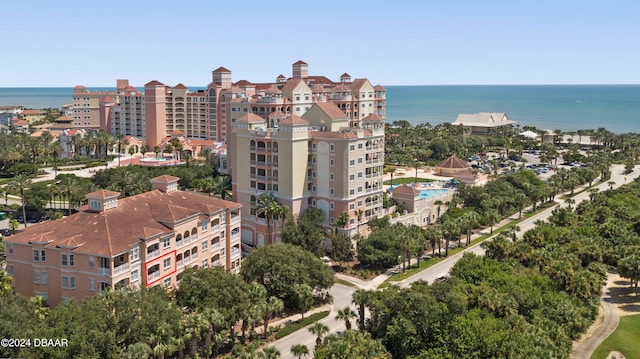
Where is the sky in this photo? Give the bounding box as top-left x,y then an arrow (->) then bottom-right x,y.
3,0 -> 640,87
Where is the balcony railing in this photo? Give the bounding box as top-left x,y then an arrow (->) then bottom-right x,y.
147,250 -> 159,259
99,267 -> 110,276
113,263 -> 130,276
148,271 -> 160,282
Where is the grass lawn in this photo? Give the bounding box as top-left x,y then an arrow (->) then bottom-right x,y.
591,314 -> 640,359
384,177 -> 433,185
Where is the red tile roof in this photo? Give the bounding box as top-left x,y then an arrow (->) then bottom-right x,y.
391,185 -> 421,195
173,83 -> 188,89
213,66 -> 231,73
236,113 -> 265,123
279,115 -> 308,125
312,102 -> 348,120
435,155 -> 470,169
7,181 -> 240,257
145,80 -> 165,86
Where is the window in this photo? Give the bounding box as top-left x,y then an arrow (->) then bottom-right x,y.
350,144 -> 355,151
358,143 -> 363,149
330,159 -> 335,166
62,276 -> 75,289
330,203 -> 335,210
89,278 -> 95,291
358,157 -> 363,164
8,243 -> 12,255
62,253 -> 74,266
7,265 -> 14,276
350,218 -> 355,225
131,248 -> 139,261
202,240 -> 208,251
201,222 -> 208,232
296,96 -> 300,101
33,271 -> 47,284
350,189 -> 355,195
358,201 -> 363,207
330,144 -> 335,152
358,186 -> 363,193
349,174 -> 355,181
163,237 -> 171,248
131,270 -> 139,282
330,217 -> 335,224
164,278 -> 172,288
330,188 -> 335,196
349,160 -> 355,167
163,258 -> 171,269
202,259 -> 208,268
350,204 -> 355,210
89,256 -> 95,268
33,249 -> 46,262
312,171 -> 316,178
330,174 -> 334,181
358,172 -> 363,178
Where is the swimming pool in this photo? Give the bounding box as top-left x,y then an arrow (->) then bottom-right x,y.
420,189 -> 448,199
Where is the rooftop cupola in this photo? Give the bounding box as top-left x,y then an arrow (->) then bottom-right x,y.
151,175 -> 180,193
85,190 -> 121,213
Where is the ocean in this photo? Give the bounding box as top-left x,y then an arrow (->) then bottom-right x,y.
1,85 -> 639,134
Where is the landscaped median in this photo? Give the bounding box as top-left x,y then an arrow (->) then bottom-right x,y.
274,310 -> 330,340
377,212 -> 540,289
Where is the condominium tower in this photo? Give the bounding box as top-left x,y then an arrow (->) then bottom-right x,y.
223,61 -> 386,246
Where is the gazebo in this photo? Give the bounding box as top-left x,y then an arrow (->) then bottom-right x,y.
435,155 -> 470,176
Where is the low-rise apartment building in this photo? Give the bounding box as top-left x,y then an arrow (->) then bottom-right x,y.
4,175 -> 242,307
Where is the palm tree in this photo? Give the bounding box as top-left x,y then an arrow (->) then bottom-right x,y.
11,174 -> 32,228
59,175 -> 78,216
297,284 -> 313,321
335,306 -> 357,330
354,209 -> 364,235
461,211 -> 482,246
424,226 -> 441,256
352,289 -> 369,329
212,175 -> 231,199
153,145 -> 161,159
308,322 -> 329,349
485,209 -> 500,235
259,346 -> 281,359
263,296 -> 284,339
433,200 -> 444,219
441,218 -> 458,256
335,211 -> 350,235
254,192 -> 281,244
290,344 -> 309,358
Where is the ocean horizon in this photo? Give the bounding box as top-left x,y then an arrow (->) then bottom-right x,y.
1,85 -> 639,134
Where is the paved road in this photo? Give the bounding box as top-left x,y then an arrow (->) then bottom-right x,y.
272,283 -> 356,358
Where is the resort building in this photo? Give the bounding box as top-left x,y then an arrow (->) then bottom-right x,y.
4,175 -> 242,307
434,155 -> 488,186
20,109 -> 46,124
388,183 -> 454,228
229,100 -> 386,246
72,85 -> 119,129
451,112 -> 516,135
207,60 -> 386,142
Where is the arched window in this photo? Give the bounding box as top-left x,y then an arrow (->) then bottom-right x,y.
191,228 -> 197,237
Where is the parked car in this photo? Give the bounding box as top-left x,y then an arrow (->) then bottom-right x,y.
0,228 -> 11,237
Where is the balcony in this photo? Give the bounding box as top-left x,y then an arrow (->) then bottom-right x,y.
99,267 -> 110,276
148,271 -> 160,282
113,262 -> 130,276
147,249 -> 159,259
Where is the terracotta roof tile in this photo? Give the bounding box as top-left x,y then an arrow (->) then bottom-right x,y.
312,102 -> 348,120
279,115 -> 308,125
145,80 -> 165,86
213,66 -> 231,73
236,113 -> 265,123
7,185 -> 240,257
392,185 -> 421,195
173,83 -> 188,89
435,155 -> 470,169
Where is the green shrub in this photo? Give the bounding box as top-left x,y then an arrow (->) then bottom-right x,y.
274,311 -> 330,340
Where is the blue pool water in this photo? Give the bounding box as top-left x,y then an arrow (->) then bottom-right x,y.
420,189 -> 448,199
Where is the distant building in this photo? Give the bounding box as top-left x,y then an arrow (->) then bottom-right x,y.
21,109 -> 46,124
451,112 -> 516,135
4,175 -> 242,307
